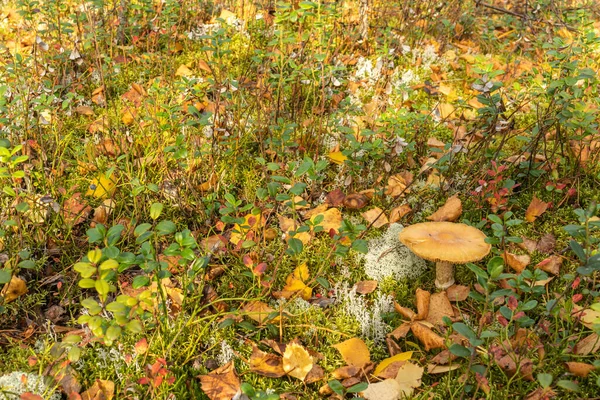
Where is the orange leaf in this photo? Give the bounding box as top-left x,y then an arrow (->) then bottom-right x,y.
198,362 -> 241,400
525,196 -> 548,222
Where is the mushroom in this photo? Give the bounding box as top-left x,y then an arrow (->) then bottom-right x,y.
399,222 -> 491,289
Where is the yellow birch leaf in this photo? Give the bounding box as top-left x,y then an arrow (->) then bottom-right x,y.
374,351 -> 413,376
328,151 -> 347,165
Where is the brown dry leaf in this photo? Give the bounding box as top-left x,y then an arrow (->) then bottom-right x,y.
314,207 -> 343,234
325,189 -> 346,207
574,306 -> 600,330
573,333 -> 600,355
411,322 -> 445,351
446,285 -> 470,301
75,106 -> 94,116
535,256 -> 562,276
426,292 -> 455,326
176,64 -> 193,77
249,345 -> 285,378
81,379 -> 114,400
415,288 -> 430,320
394,302 -> 416,321
88,117 -> 109,134
496,355 -> 534,381
61,193 -> 92,226
519,237 -> 539,253
525,387 -> 557,400
198,361 -> 241,400
243,301 -> 279,324
91,86 -> 106,107
305,364 -> 325,384
1,276 -> 27,303
389,204 -> 411,223
331,365 -> 360,380
361,379 -> 401,400
536,233 -> 556,254
426,195 -> 462,222
430,349 -> 458,365
525,196 -> 549,222
282,342 -> 313,381
565,361 -> 595,377
343,193 -> 368,210
385,174 -> 408,197
427,363 -> 461,374
20,393 -> 44,400
503,252 -> 530,274
390,322 -> 412,340
354,280 -> 378,295
362,207 -> 389,228
395,361 -> 424,397
333,338 -> 370,368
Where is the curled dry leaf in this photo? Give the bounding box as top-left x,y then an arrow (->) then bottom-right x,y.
389,204 -> 411,223
410,322 -> 445,351
525,196 -> 549,222
425,292 -> 455,326
343,193 -> 369,210
282,342 -> 313,381
427,363 -> 461,374
333,337 -> 371,368
573,333 -> 600,355
502,252 -> 530,274
565,361 -> 595,378
1,276 -> 27,303
361,207 -> 389,228
415,288 -> 430,320
385,174 -> 409,197
446,285 -> 470,301
249,345 -> 285,378
354,280 -> 378,295
198,361 -> 241,400
304,364 -> 325,384
426,195 -> 462,222
81,379 -> 114,400
390,322 -> 412,340
394,302 -> 416,321
525,387 -> 557,400
535,256 -> 562,276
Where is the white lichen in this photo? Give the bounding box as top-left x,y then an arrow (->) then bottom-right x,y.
216,341 -> 235,366
0,372 -> 60,400
360,223 -> 426,281
334,283 -> 394,343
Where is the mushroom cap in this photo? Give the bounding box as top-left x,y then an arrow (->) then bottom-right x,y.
399,222 -> 491,263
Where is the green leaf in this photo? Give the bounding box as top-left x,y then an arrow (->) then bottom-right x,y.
287,237 -> 303,255
95,279 -> 110,296
0,268 -> 11,284
74,262 -> 97,278
570,240 -> 587,262
150,202 -> 164,220
106,301 -> 126,313
156,220 -> 176,235
17,259 -> 36,269
99,259 -> 119,271
68,346 -> 82,362
557,379 -> 579,392
328,380 -> 344,395
132,275 -> 150,289
78,278 -> 96,288
316,277 -> 330,289
449,343 -> 471,358
126,319 -> 143,333
81,298 -> 99,309
537,373 -> 553,389
106,325 -> 122,341
347,382 -> 368,393
134,223 -> 153,237
62,334 -> 82,344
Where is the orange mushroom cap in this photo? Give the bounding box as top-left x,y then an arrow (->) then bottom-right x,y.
399,222 -> 491,263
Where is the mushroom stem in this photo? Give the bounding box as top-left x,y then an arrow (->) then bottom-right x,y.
435,261 -> 455,289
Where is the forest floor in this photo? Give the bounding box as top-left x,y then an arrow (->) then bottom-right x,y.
1,1 -> 600,399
